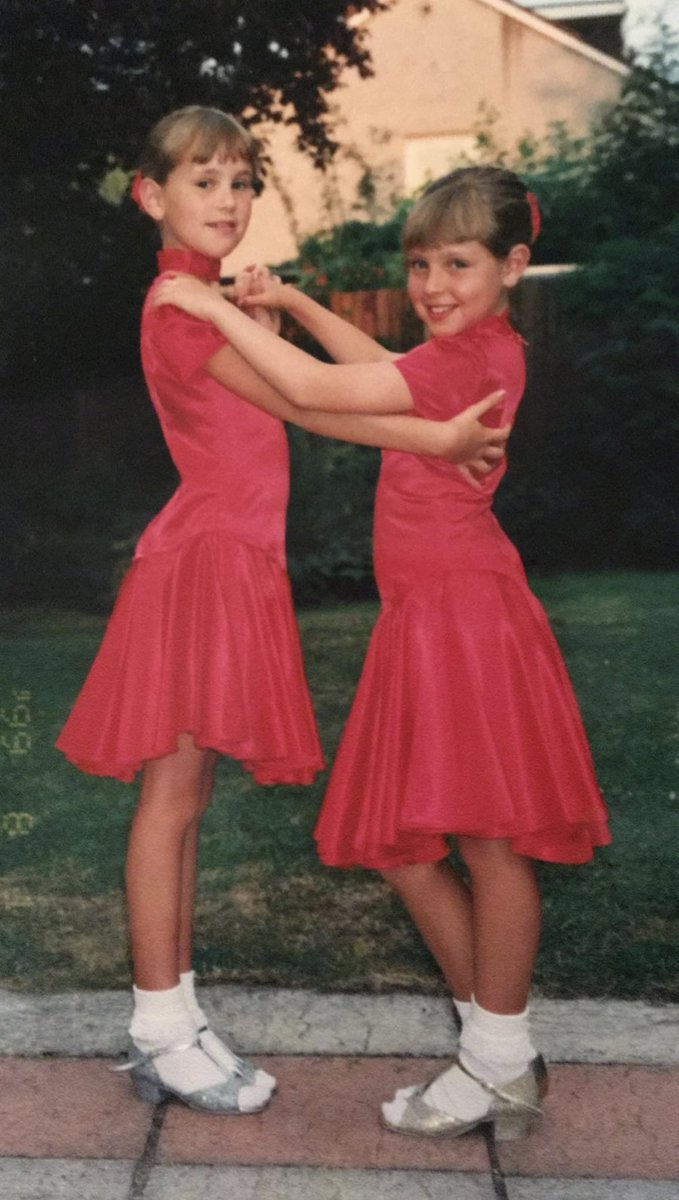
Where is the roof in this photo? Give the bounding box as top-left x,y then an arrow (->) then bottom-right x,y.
476,0 -> 629,74
513,1 -> 625,16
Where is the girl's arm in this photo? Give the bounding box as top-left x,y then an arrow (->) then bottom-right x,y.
235,269 -> 397,364
204,339 -> 507,467
154,274 -> 412,414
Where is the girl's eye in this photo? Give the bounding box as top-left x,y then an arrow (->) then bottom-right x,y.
232,179 -> 253,192
408,258 -> 428,272
447,259 -> 468,271
195,179 -> 212,190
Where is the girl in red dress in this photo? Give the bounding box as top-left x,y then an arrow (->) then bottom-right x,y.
57,112 -> 507,1115
153,165 -> 611,1138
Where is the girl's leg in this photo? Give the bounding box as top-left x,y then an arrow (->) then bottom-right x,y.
381,859 -> 474,1003
457,836 -> 541,1014
123,735 -> 270,1112
172,752 -> 276,1093
384,839 -> 543,1132
126,733 -> 212,990
178,750 -> 218,976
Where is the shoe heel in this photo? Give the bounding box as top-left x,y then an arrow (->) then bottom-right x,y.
132,1073 -> 168,1105
493,1107 -> 541,1142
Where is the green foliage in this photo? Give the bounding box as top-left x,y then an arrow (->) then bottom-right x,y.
282,203 -> 410,297
553,226 -> 679,563
522,51 -> 679,259
286,430 -> 379,604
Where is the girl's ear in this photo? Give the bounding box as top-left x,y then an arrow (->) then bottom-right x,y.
138,177 -> 166,221
502,244 -> 531,288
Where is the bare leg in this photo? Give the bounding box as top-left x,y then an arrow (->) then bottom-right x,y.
381,859 -> 474,1001
458,836 -> 541,1014
126,734 -> 215,991
178,751 -> 218,975
382,840 -> 542,1130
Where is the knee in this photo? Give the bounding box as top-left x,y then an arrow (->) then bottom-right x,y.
137,784 -> 206,831
380,860 -> 440,897
457,836 -> 530,880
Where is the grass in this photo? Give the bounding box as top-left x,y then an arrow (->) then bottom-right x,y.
0,572 -> 677,1001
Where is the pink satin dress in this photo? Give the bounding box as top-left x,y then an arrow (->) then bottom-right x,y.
57,248 -> 324,786
315,313 -> 611,867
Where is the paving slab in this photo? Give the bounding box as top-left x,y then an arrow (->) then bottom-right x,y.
0,1158 -> 135,1200
510,1182 -> 679,1200
158,1056 -> 488,1173
0,1058 -> 150,1160
1,988 -> 678,1064
155,1058 -> 679,1181
145,1164 -> 498,1199
500,1065 -> 679,1180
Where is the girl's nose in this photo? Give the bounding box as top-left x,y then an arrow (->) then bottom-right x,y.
218,185 -> 237,210
423,265 -> 446,293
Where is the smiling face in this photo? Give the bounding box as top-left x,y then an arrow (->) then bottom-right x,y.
142,149 -> 257,261
406,240 -> 527,338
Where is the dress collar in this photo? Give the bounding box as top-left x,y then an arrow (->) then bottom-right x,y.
157,248 -> 221,281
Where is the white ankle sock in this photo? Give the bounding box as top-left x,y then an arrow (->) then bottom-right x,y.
179,970 -> 276,1093
417,999 -> 534,1124
179,970 -> 208,1029
453,997 -> 472,1026
460,997 -> 535,1084
130,983 -> 226,1093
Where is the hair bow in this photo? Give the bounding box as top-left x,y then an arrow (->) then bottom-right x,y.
526,192 -> 541,242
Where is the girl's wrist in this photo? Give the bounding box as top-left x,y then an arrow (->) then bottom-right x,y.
280,285 -> 310,318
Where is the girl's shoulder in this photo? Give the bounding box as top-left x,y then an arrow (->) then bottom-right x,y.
141,277 -> 227,385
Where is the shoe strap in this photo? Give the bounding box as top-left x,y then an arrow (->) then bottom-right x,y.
197,1025 -> 247,1076
455,1055 -> 543,1117
110,1037 -> 198,1073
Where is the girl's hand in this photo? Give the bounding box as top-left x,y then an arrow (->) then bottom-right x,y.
233,265 -> 282,335
239,272 -> 292,313
153,274 -> 226,322
439,391 -> 511,477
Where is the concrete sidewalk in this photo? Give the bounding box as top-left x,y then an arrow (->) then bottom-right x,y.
1,988 -> 678,1199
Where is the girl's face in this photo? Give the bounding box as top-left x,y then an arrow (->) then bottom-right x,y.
144,149 -> 256,260
406,240 -> 528,338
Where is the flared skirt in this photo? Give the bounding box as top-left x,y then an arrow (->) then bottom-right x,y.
315,569 -> 610,867
56,531 -> 325,785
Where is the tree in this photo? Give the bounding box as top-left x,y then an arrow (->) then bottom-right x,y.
0,1 -> 388,393
0,2 -> 388,607
0,0 -> 387,176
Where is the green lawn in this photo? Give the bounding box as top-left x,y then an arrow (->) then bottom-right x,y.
1,572 -> 677,1000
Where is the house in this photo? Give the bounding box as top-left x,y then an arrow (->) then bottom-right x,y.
513,1 -> 626,60
232,0 -> 628,268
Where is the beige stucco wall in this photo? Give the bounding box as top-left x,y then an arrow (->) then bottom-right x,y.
230,0 -> 625,270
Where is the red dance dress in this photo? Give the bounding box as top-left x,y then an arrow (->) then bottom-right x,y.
315,312 -> 611,867
57,248 -> 324,786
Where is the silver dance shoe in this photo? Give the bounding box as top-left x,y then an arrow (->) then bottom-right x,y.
382,1054 -> 548,1141
196,1023 -> 277,1093
112,1037 -> 272,1114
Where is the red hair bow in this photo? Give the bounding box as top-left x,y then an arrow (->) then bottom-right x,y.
130,170 -> 146,211
527,191 -> 541,242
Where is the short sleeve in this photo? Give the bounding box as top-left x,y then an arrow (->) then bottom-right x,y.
149,302 -> 227,385
394,338 -> 488,420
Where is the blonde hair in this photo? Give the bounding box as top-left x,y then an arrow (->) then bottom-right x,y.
138,106 -> 263,193
404,166 -> 533,259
